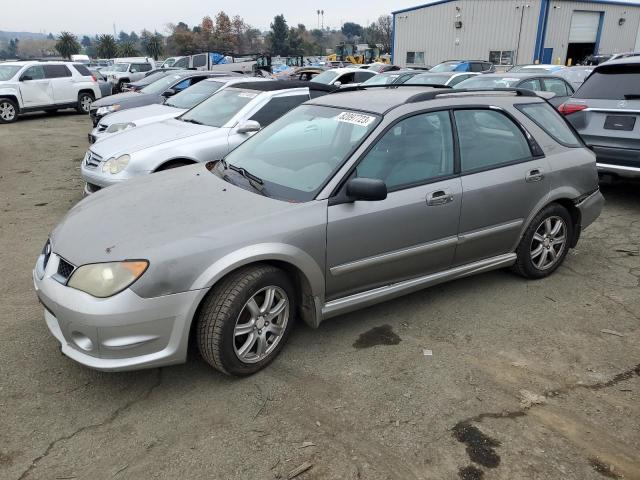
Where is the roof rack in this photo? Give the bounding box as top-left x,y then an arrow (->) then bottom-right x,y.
332,84 -> 453,94
406,87 -> 538,103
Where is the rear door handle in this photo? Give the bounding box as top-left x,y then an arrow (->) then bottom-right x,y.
426,189 -> 454,206
526,169 -> 544,182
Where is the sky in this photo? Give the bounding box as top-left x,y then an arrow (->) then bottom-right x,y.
1,0 -> 412,35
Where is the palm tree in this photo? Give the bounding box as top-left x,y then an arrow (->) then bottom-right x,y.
55,32 -> 80,59
117,41 -> 139,57
96,34 -> 118,58
145,33 -> 164,60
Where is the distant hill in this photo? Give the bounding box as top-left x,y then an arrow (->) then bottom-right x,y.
0,31 -> 48,41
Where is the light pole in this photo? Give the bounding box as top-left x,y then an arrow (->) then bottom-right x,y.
317,10 -> 320,29
321,10 -> 325,30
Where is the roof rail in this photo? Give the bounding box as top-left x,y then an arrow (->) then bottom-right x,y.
331,84 -> 453,94
406,87 -> 539,103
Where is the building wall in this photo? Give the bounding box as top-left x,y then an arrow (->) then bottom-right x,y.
393,0 -> 640,67
393,0 -> 542,68
543,0 -> 640,63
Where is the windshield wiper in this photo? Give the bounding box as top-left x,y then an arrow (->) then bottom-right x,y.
220,160 -> 266,195
623,94 -> 640,100
182,118 -> 203,125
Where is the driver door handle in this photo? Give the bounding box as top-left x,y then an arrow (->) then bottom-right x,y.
526,169 -> 544,182
426,189 -> 454,206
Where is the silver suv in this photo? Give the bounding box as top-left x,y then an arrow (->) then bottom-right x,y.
559,57 -> 640,179
34,87 -> 603,376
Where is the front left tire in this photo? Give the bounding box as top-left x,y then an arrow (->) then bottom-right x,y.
0,98 -> 18,123
77,92 -> 94,114
196,265 -> 296,376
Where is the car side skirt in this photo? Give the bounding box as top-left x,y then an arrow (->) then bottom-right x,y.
321,252 -> 517,320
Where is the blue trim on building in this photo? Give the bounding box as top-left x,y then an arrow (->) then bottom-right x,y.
533,0 -> 550,62
594,11 -> 605,53
391,13 -> 396,64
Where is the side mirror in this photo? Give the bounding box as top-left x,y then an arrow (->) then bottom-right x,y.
346,177 -> 387,201
162,88 -> 177,98
334,81 -> 342,87
236,120 -> 261,134
20,75 -> 33,81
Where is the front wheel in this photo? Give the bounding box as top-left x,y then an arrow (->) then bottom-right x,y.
0,98 -> 18,123
512,204 -> 573,279
197,265 -> 296,376
77,92 -> 94,113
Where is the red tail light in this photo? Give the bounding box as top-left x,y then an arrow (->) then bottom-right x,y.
91,75 -> 97,82
558,103 -> 587,116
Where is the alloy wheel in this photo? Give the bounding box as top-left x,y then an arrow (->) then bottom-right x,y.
233,286 -> 289,364
530,216 -> 567,270
0,101 -> 16,121
80,95 -> 93,112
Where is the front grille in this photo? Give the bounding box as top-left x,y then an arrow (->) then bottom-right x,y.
56,258 -> 75,282
84,150 -> 102,168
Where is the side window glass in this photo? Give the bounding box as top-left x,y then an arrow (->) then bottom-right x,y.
130,64 -> 139,73
193,55 -> 207,68
455,109 -> 532,172
43,65 -> 71,78
249,95 -> 309,127
515,103 -> 582,147
448,74 -> 469,86
338,73 -> 356,85
23,65 -> 45,80
469,63 -> 483,72
356,111 -> 454,190
140,64 -> 152,72
354,71 -> 374,83
518,79 -> 542,91
173,57 -> 189,68
173,79 -> 191,91
543,78 -> 569,96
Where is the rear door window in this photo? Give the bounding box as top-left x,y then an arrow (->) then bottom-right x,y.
72,64 -> 92,76
517,78 -> 542,91
354,71 -> 375,83
454,109 -> 532,172
516,103 -> 582,147
543,78 -> 571,96
574,64 -> 640,99
469,63 -> 484,72
193,54 -> 207,68
43,65 -> 72,78
249,95 -> 309,127
138,63 -> 152,72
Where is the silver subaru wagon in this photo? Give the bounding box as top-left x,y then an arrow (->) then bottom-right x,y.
34,87 -> 604,376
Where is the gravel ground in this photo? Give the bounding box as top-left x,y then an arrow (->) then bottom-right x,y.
1,112 -> 639,480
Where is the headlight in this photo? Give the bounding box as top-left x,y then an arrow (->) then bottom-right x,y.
106,122 -> 135,133
67,260 -> 149,298
102,154 -> 130,174
96,104 -> 120,116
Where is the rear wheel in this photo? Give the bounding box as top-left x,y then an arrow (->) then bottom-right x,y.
197,265 -> 295,376
0,98 -> 18,123
512,204 -> 573,279
77,92 -> 94,113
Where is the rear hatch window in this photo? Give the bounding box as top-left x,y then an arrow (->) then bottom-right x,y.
574,64 -> 640,100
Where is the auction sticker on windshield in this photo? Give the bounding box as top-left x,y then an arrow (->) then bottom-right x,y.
335,112 -> 376,127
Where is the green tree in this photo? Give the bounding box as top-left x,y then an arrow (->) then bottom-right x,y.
117,41 -> 139,57
81,35 -> 92,48
47,33 -> 54,40
341,22 -> 363,39
376,15 -> 392,54
118,31 -> 130,44
144,32 -> 164,60
8,38 -> 19,57
55,32 -> 80,59
129,31 -> 139,44
268,14 -> 289,55
96,34 -> 118,58
214,11 -> 234,53
287,26 -> 303,55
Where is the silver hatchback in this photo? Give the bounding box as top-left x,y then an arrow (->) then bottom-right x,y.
34,87 -> 604,376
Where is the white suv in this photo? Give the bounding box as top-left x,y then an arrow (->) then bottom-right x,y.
106,58 -> 155,92
0,61 -> 102,123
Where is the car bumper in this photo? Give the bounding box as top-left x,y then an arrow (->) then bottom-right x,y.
81,162 -> 148,193
576,189 -> 605,231
33,253 -> 205,371
592,145 -> 640,178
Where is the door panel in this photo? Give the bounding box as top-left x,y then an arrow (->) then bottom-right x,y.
19,66 -> 53,107
326,178 -> 462,300
44,65 -> 75,103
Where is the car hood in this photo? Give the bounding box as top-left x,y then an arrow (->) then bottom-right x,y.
92,91 -> 156,108
51,163 -> 301,272
99,104 -> 183,127
89,118 -> 216,157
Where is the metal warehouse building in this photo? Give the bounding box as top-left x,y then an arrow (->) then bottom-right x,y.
392,0 -> 640,67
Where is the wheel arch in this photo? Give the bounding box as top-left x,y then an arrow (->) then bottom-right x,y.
0,94 -> 20,112
77,88 -> 95,98
153,158 -> 198,172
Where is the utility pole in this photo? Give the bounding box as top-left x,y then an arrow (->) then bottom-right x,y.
317,10 -> 320,29
321,10 -> 325,30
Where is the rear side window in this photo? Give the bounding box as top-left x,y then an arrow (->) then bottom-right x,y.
543,78 -> 572,96
44,65 -> 72,78
518,78 -> 542,91
354,71 -> 375,83
454,109 -> 531,172
516,103 -> 582,147
249,95 -> 309,127
193,54 -> 207,68
139,63 -> 152,72
470,63 -> 484,72
72,64 -> 92,76
574,65 -> 640,99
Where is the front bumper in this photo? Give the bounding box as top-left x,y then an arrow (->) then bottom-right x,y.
576,189 -> 605,231
592,145 -> 640,179
80,161 -> 148,193
33,253 -> 206,371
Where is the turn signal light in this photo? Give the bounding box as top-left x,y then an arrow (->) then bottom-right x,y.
558,103 -> 587,116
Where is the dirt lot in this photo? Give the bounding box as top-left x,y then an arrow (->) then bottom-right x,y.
0,112 -> 639,480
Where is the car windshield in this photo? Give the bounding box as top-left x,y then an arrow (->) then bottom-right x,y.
311,70 -> 340,84
112,63 -> 130,72
141,74 -> 185,95
362,73 -> 402,85
165,80 -> 224,109
220,105 -> 380,201
0,65 -> 21,80
405,73 -> 451,85
430,62 -> 461,72
180,87 -> 260,127
455,76 -> 521,89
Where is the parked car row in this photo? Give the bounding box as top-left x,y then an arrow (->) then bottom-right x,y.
30,61 -> 608,377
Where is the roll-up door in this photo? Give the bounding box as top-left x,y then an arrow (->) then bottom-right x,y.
569,11 -> 601,43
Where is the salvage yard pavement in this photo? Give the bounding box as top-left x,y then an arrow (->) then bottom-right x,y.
1,113 -> 639,480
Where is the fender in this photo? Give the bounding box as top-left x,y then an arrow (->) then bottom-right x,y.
0,87 -> 21,107
190,242 -> 326,325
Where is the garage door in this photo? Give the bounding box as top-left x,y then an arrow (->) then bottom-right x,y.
569,11 -> 601,43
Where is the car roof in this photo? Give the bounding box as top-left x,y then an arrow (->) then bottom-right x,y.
413,72 -> 460,78
325,67 -> 366,74
0,60 -> 70,66
597,56 -> 640,67
475,72 -> 562,79
230,80 -> 337,92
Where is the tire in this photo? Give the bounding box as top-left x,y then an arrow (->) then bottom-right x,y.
76,92 -> 94,114
512,204 -> 573,279
116,81 -> 126,93
155,160 -> 192,171
45,109 -> 58,115
0,98 -> 18,123
197,265 -> 296,376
